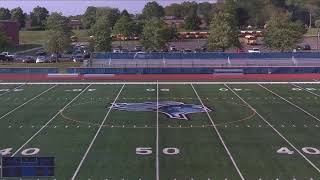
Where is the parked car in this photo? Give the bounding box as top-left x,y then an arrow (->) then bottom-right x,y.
36,51 -> 46,56
134,45 -> 143,51
72,54 -> 84,62
36,56 -> 49,63
248,48 -> 261,53
121,49 -> 129,53
1,52 -> 15,60
113,48 -> 121,53
22,56 -> 36,63
296,44 -> 311,51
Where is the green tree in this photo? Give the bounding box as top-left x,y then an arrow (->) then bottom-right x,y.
30,6 -> 49,28
96,7 -> 120,28
113,15 -> 135,37
10,7 -> 25,29
164,3 -> 184,18
142,1 -> 164,20
45,12 -> 73,61
46,12 -> 73,36
0,27 -> 8,51
208,11 -> 240,51
82,6 -> 97,29
198,2 -> 214,24
45,30 -> 71,61
140,18 -> 168,51
0,8 -> 11,20
184,12 -> 201,30
264,13 -> 307,51
90,17 -> 112,52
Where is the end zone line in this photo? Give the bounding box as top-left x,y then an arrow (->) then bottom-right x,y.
191,84 -> 245,180
156,82 -> 160,180
291,84 -> 320,98
12,84 -> 92,156
225,84 -> 320,174
258,84 -> 320,123
0,84 -> 58,122
0,84 -> 25,97
71,84 -> 125,180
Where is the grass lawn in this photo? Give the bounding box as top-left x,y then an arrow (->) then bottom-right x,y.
0,82 -> 320,179
20,30 -> 90,45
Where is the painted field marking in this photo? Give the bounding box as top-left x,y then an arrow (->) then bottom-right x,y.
156,82 -> 159,180
258,84 -> 320,123
12,84 -> 92,156
2,81 -> 320,85
191,84 -> 245,180
225,84 -> 320,174
291,84 -> 320,98
71,84 -> 125,180
0,84 -> 58,122
0,84 -> 25,97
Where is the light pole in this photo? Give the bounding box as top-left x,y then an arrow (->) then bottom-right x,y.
315,20 -> 320,51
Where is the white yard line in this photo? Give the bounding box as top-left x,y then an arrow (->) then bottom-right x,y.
225,83 -> 320,174
191,84 -> 245,180
258,84 -> 320,123
0,84 -> 57,122
156,82 -> 160,180
0,83 -> 25,97
12,84 -> 92,156
71,84 -> 125,180
1,81 -> 320,85
291,84 -> 320,98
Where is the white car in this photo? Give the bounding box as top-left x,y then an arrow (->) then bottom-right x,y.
36,56 -> 48,63
248,48 -> 261,53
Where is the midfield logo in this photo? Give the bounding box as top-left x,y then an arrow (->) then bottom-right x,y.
110,101 -> 212,120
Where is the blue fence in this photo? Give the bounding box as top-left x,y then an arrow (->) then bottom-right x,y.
0,68 -> 58,74
68,67 -> 320,74
94,52 -> 320,60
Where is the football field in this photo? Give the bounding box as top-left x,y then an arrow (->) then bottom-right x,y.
1,82 -> 320,180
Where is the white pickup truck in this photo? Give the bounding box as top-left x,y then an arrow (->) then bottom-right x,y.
248,48 -> 261,53
0,52 -> 15,61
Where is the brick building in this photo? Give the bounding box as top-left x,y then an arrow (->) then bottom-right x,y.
0,20 -> 19,44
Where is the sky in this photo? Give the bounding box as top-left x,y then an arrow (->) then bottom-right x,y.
0,0 -> 216,16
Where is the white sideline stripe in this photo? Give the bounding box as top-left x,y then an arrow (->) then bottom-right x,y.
291,84 -> 320,98
191,84 -> 245,180
12,84 -> 92,156
71,84 -> 125,180
0,84 -> 57,122
225,84 -> 320,174
156,82 -> 159,180
258,84 -> 320,123
0,83 -> 25,97
2,81 -> 320,85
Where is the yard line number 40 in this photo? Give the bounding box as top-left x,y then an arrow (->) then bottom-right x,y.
0,148 -> 40,156
277,147 -> 320,155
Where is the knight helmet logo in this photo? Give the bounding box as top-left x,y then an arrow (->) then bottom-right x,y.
109,101 -> 212,120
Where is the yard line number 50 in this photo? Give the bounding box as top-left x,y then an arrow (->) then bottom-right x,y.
136,147 -> 180,155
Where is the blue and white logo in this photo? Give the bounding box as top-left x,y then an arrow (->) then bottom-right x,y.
110,101 -> 212,120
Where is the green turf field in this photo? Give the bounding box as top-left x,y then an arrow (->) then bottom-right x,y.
0,82 -> 320,180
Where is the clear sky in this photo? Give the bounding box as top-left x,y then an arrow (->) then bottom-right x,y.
0,0 -> 216,16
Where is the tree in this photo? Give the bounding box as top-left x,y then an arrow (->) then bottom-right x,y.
184,12 -> 201,30
82,6 -> 97,29
120,9 -> 130,17
164,3 -> 184,18
46,12 -> 72,36
113,16 -> 135,37
140,18 -> 168,51
96,7 -> 120,28
264,13 -> 307,51
142,1 -> 164,20
30,6 -> 49,28
90,17 -> 112,52
208,11 -> 240,51
10,7 -> 25,29
45,30 -> 71,61
181,1 -> 198,17
45,12 -> 73,61
0,27 -> 8,51
198,2 -> 214,25
0,8 -> 11,20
